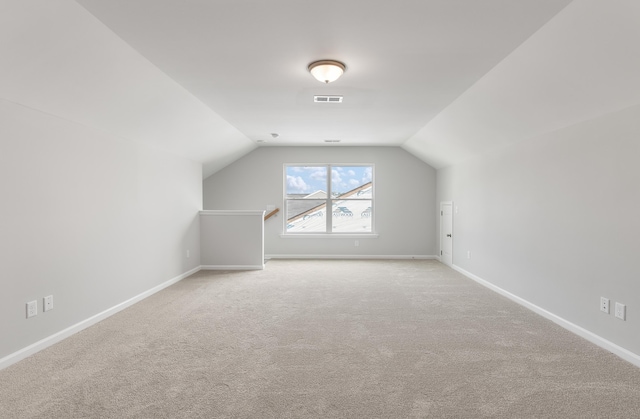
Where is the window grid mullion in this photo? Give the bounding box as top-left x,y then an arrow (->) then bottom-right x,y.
326,164 -> 332,233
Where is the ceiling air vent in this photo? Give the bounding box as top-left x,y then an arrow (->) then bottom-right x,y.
324,139 -> 341,143
314,95 -> 343,103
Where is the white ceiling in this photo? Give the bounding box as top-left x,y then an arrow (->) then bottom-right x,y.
404,0 -> 640,168
4,1 -> 640,176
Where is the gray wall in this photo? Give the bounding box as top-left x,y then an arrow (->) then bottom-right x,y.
203,146 -> 437,258
200,211 -> 265,269
0,99 -> 202,360
437,104 -> 640,355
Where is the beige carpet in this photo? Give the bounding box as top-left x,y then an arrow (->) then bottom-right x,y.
2,259 -> 640,418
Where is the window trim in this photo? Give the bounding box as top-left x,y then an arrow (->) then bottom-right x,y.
279,233 -> 379,239
283,163 -> 376,236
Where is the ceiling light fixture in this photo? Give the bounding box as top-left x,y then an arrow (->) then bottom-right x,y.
308,60 -> 346,83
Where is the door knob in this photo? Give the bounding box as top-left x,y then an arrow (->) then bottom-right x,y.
446,234 -> 452,237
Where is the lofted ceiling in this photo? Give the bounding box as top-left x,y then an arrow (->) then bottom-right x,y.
4,1 -> 640,176
74,0 -> 572,148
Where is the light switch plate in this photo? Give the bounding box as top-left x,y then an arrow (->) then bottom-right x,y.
615,302 -> 626,320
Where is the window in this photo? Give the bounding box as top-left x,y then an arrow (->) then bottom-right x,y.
284,165 -> 374,234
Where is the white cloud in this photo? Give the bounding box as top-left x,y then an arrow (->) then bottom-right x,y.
310,168 -> 327,182
362,167 -> 373,183
331,169 -> 342,184
348,170 -> 356,176
287,175 -> 310,193
349,179 -> 360,186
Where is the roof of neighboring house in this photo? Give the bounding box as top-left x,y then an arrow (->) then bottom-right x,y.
287,182 -> 372,226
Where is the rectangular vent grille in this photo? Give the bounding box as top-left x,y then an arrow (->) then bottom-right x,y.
314,95 -> 343,103
324,139 -> 341,143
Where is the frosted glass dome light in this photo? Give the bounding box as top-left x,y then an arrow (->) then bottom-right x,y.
308,60 -> 346,83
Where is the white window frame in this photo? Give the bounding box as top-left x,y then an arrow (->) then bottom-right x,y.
282,163 -> 377,238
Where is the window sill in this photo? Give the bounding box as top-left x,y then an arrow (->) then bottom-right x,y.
280,233 -> 379,239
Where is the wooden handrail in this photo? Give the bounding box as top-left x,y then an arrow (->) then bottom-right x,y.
264,208 -> 280,221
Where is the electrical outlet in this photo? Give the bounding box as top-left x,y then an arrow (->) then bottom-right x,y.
26,301 -> 37,318
600,297 -> 610,314
44,295 -> 53,312
615,302 -> 626,320
354,240 -> 359,247
186,249 -> 190,258
467,251 -> 471,259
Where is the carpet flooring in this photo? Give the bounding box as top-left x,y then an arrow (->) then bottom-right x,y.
1,259 -> 640,418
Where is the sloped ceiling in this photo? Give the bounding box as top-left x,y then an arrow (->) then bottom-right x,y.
0,0 -> 255,178
403,0 -> 640,168
4,1 -> 639,176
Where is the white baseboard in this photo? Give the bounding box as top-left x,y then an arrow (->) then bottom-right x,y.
266,254 -> 438,260
201,264 -> 265,270
451,264 -> 640,369
0,266 -> 201,371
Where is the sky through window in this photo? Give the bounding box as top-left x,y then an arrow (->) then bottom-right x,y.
286,166 -> 373,196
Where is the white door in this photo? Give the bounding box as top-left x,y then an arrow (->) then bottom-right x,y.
440,202 -> 453,266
